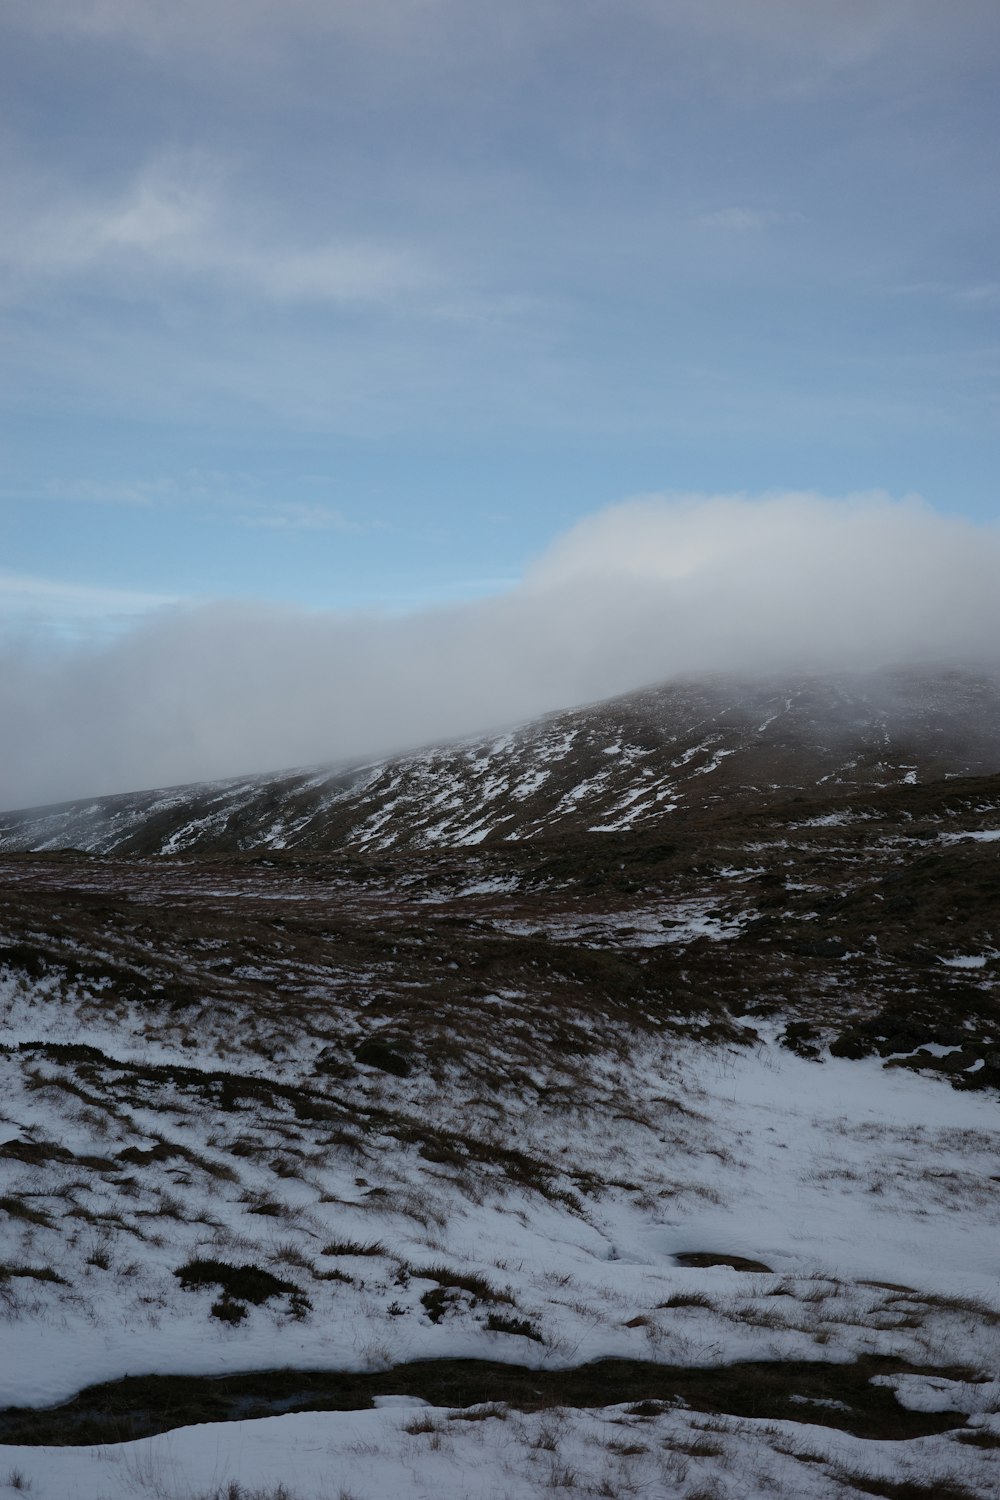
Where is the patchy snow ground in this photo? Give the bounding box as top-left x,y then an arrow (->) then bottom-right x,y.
4,1394 -> 1000,1500
493,893 -> 753,948
3,1004 -> 998,1405
3,727 -> 1000,1500
2,957 -> 999,1497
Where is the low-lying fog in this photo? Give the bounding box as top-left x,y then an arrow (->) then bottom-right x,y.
2,491 -> 999,810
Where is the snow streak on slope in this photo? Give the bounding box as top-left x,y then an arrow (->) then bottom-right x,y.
3,666 -> 1000,856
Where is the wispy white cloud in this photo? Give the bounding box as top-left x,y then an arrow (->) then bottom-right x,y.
238,503 -> 372,533
697,206 -> 804,233
955,283 -> 1000,306
0,571 -> 178,636
0,154 -> 431,308
8,473 -> 380,536
39,478 -> 173,507
895,281 -> 1000,309
6,470 -> 258,511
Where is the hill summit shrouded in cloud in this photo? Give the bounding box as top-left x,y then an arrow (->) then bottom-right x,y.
2,490 -> 999,811
3,662 -> 999,856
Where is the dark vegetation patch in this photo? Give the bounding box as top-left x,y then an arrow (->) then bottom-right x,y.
419,1287 -> 456,1324
829,1008 -> 1000,1092
11,1039 -> 578,1205
0,1355 -> 970,1447
312,1046 -> 352,1080
210,1298 -> 247,1326
313,1266 -> 353,1286
416,1265 -> 514,1325
173,1260 -> 310,1322
0,1197 -> 52,1228
403,1416 -> 441,1435
956,1429 -> 1000,1448
321,1239 -> 386,1258
174,1259 -> 297,1305
839,1480 -> 982,1500
0,1264 -> 66,1285
485,1313 -> 543,1341
780,1021 -> 822,1059
626,1400 -> 668,1417
414,1266 -> 513,1304
354,1036 -> 412,1077
674,1252 -> 773,1273
0,1137 -> 116,1172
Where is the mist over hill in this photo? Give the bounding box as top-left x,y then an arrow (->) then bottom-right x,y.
3,662 -> 1000,856
5,492 -> 1000,811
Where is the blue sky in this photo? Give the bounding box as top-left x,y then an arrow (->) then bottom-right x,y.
2,0 -> 998,639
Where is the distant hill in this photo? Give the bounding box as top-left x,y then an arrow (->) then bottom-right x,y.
3,664 -> 1000,856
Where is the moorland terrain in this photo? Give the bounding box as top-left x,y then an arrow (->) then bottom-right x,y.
1,666 -> 999,1499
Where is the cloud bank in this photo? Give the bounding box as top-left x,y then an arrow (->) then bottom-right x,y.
2,491 -> 999,810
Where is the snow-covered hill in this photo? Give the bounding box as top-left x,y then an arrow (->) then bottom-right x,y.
3,664 -> 1000,856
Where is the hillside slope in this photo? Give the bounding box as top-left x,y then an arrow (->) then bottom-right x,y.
3,664 -> 1000,856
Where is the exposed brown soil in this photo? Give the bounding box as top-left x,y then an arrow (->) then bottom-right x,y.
673,1252 -> 774,1272
1,758 -> 997,1089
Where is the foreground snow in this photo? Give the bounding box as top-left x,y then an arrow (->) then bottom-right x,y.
2,995 -> 999,1409
4,1392 -> 1000,1500
2,966 -> 999,1496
